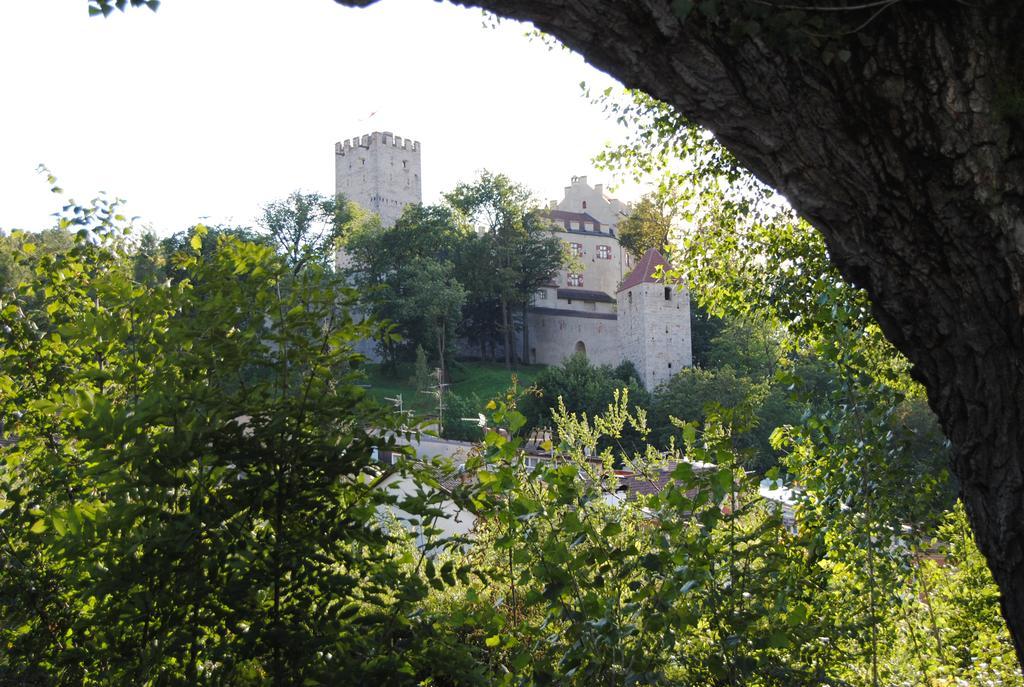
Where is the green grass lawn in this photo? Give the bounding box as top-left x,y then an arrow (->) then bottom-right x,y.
360,360 -> 541,417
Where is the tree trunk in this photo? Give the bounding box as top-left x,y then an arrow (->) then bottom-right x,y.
500,296 -> 511,370
437,321 -> 446,384
521,302 -> 530,366
333,0 -> 1024,662
507,304 -> 518,367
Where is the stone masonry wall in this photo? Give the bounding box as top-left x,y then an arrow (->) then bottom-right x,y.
335,131 -> 422,228
618,281 -> 692,389
526,308 -> 623,367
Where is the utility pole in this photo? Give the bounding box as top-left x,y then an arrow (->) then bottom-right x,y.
384,394 -> 403,413
420,368 -> 449,434
384,394 -> 413,427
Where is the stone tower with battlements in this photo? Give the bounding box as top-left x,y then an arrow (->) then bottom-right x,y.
335,131 -> 422,227
616,249 -> 693,389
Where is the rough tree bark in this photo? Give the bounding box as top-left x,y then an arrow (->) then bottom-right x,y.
336,0 -> 1024,661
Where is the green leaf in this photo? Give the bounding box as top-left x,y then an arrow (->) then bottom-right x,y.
786,602 -> 809,626
485,635 -> 501,648
562,510 -> 583,533
713,467 -> 734,495
682,422 -> 697,446
506,411 -> 526,433
440,560 -> 456,586
190,234 -> 202,251
601,522 -> 623,538
671,461 -> 695,483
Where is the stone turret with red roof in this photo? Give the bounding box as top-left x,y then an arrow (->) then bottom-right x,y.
616,248 -> 693,389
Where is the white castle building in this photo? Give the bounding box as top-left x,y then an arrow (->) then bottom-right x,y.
335,131 -> 692,389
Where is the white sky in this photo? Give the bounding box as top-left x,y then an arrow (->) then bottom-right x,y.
0,0 -> 642,236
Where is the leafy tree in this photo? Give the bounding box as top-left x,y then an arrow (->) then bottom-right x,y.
258,190 -> 347,272
889,505 -> 1023,684
343,202 -> 471,371
411,344 -> 432,392
451,231 -> 505,361
390,257 -> 467,381
0,227 -> 75,293
4,190 -> 1019,685
130,230 -> 161,283
649,366 -> 764,457
616,189 -> 680,259
689,298 -> 726,369
345,202 -> 470,272
0,192 -> 472,684
156,223 -> 272,284
439,395 -> 850,685
439,392 -> 488,442
446,171 -> 563,368
705,317 -> 782,381
438,386 -> 1019,686
521,352 -> 651,450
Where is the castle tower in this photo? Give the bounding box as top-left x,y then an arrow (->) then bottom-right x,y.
335,131 -> 422,227
616,249 -> 693,389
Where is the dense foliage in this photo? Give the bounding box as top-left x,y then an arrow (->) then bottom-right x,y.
0,173 -> 1019,683
342,171 -> 564,373
615,189 -> 682,260
0,192 -> 471,683
81,0 -> 1024,673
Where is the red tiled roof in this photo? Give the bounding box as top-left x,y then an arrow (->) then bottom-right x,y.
617,248 -> 671,293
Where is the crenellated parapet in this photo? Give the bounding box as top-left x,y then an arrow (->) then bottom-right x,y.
334,129 -> 423,228
335,131 -> 421,156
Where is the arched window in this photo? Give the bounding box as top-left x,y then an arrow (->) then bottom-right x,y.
575,341 -> 587,357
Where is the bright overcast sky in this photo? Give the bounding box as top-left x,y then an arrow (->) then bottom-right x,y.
0,0 -> 641,235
